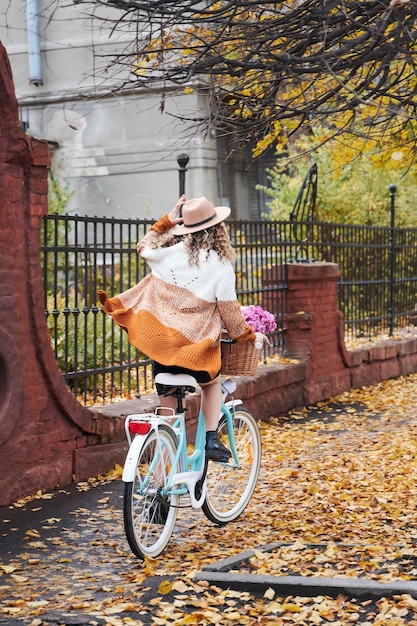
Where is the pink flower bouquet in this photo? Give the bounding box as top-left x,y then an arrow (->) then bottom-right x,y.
241,305 -> 277,334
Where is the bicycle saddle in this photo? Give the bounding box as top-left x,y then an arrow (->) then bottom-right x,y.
154,372 -> 197,393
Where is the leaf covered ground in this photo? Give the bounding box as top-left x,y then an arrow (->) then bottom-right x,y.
2,373 -> 417,624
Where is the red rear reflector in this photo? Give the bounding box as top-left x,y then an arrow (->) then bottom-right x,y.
129,421 -> 151,435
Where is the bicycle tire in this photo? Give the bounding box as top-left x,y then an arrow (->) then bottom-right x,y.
202,406 -> 261,525
123,424 -> 179,559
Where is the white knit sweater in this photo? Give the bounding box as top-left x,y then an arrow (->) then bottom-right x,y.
99,226 -> 255,377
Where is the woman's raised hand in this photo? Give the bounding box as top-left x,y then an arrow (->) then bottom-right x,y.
168,195 -> 185,224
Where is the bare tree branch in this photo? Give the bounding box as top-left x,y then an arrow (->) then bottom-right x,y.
69,0 -> 417,151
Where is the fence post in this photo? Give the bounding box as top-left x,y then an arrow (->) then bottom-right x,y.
177,152 -> 189,217
388,183 -> 397,337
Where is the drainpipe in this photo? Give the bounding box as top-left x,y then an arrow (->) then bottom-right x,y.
26,0 -> 43,86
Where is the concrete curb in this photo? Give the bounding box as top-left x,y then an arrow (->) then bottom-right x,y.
194,542 -> 417,599
194,571 -> 417,599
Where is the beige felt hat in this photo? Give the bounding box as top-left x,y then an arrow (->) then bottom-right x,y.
171,196 -> 231,235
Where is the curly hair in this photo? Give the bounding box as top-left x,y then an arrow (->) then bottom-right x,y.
183,223 -> 236,266
148,222 -> 236,265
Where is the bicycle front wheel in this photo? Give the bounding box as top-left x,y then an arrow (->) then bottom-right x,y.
202,406 -> 261,525
123,425 -> 179,559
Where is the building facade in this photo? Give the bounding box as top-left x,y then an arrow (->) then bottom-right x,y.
1,1 -> 272,219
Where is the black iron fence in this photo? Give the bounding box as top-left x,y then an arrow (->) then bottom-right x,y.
41,215 -> 417,405
301,222 -> 417,340
41,216 -> 289,405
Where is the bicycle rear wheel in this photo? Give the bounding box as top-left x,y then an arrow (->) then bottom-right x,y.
123,425 -> 179,559
202,406 -> 261,525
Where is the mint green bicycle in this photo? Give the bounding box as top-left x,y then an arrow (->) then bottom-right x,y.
122,372 -> 261,559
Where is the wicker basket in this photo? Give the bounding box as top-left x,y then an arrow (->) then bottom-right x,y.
220,336 -> 262,376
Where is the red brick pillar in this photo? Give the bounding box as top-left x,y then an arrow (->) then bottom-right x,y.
285,262 -> 350,403
263,262 -> 350,404
0,44 -> 125,506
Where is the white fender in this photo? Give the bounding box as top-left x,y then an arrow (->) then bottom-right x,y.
122,433 -> 149,482
224,398 -> 243,410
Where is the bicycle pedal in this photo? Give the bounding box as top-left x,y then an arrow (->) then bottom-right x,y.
209,455 -> 230,464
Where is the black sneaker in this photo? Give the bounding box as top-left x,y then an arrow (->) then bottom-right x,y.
206,431 -> 231,463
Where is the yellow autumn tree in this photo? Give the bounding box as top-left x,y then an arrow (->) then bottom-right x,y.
260,122 -> 417,226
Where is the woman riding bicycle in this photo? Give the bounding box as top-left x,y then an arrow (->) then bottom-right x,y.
99,195 -> 265,461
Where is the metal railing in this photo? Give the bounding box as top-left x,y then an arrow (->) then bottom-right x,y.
41,214 -> 417,405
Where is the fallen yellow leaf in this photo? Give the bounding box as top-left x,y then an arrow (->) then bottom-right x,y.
158,579 -> 173,595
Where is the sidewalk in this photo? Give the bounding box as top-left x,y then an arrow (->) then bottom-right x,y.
2,376 -> 417,625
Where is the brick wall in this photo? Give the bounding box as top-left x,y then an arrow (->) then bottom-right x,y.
0,44 -> 126,506
1,43 -> 417,506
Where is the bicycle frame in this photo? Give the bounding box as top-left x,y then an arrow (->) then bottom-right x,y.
122,373 -> 262,559
122,380 -> 243,508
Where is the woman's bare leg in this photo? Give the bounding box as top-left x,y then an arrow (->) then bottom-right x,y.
202,378 -> 231,460
200,378 -> 222,430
